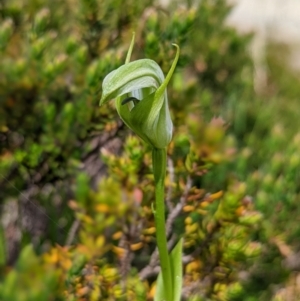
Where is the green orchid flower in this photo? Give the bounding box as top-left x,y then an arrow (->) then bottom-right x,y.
100,34 -> 182,301
99,34 -> 180,149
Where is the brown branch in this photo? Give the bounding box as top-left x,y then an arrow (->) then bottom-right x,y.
65,219 -> 81,246
166,176 -> 192,238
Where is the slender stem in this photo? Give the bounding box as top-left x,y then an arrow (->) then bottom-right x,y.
152,148 -> 173,301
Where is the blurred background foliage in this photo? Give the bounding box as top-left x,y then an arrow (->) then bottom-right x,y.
0,0 -> 300,300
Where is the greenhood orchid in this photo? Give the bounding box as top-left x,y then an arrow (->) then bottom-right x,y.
100,34 -> 182,301
99,34 -> 180,149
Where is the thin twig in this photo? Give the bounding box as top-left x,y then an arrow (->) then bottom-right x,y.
181,277 -> 211,300
167,233 -> 178,251
166,176 -> 192,238
118,230 -> 131,291
65,219 -> 81,246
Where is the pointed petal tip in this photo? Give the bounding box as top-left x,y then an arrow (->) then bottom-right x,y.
99,95 -> 107,106
125,33 -> 136,64
172,43 -> 180,55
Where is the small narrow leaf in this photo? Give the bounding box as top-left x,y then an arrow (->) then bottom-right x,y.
154,238 -> 183,301
154,270 -> 166,301
170,238 -> 183,301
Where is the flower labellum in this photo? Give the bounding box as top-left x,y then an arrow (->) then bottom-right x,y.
99,34 -> 180,149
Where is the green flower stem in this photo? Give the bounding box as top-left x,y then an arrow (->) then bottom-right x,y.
152,147 -> 173,301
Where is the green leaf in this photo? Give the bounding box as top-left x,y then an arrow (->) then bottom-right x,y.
170,238 -> 183,301
154,268 -> 166,301
154,238 -> 183,301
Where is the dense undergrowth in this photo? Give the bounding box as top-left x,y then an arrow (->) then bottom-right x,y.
1,0 -> 300,300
